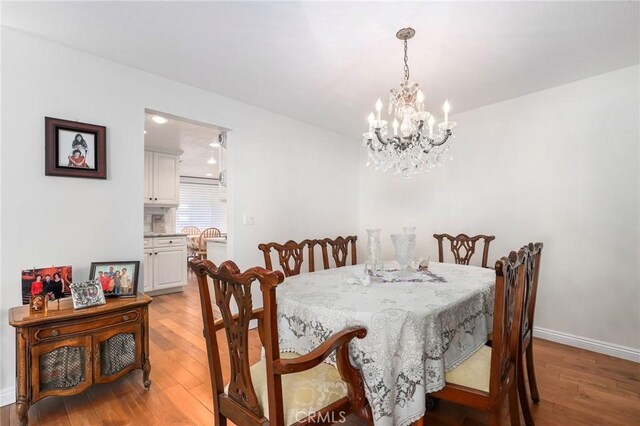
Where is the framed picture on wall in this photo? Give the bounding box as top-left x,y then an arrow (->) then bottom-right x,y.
89,261 -> 140,297
45,117 -> 107,179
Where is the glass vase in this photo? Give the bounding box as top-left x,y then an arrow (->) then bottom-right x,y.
366,229 -> 382,261
391,233 -> 416,272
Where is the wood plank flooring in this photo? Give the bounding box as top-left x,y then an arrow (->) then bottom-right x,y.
2,271 -> 639,425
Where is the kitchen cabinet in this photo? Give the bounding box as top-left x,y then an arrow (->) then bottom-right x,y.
143,236 -> 187,294
144,151 -> 179,206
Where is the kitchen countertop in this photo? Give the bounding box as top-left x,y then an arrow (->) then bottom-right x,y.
144,233 -> 187,238
205,237 -> 227,244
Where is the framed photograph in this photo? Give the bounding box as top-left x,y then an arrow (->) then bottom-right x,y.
69,280 -> 106,310
45,117 -> 107,179
29,294 -> 48,315
21,265 -> 73,305
89,261 -> 140,297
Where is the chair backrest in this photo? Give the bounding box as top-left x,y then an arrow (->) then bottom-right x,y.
258,240 -> 317,277
489,247 -> 528,397
180,226 -> 201,236
201,227 -> 222,239
189,259 -> 285,424
521,242 -> 543,344
433,233 -> 496,268
319,236 -> 358,269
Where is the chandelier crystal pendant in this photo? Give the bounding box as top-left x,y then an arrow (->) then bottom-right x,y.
363,27 -> 457,178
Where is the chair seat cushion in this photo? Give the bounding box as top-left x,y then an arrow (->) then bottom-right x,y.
445,345 -> 492,393
249,352 -> 348,425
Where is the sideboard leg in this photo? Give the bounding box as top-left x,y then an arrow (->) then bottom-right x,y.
16,328 -> 29,426
143,359 -> 152,389
16,397 -> 29,426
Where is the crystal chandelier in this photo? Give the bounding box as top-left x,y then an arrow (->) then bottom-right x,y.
363,27 -> 457,178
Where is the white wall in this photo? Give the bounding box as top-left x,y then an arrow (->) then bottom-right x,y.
360,65 -> 640,354
0,28 -> 359,403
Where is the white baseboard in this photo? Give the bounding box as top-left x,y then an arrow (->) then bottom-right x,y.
533,326 -> 640,363
1,386 -> 14,407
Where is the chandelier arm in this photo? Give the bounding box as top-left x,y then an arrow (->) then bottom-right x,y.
430,129 -> 452,146
373,128 -> 403,146
421,130 -> 452,154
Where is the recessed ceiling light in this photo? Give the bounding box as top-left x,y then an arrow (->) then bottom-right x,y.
151,115 -> 168,124
207,158 -> 217,164
205,173 -> 213,177
144,130 -> 147,134
209,142 -> 220,148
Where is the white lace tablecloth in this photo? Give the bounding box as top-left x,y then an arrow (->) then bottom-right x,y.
277,262 -> 495,426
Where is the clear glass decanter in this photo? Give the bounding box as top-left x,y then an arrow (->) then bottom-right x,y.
366,229 -> 382,261
391,233 -> 416,272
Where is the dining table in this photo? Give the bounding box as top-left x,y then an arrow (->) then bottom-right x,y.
276,262 -> 496,426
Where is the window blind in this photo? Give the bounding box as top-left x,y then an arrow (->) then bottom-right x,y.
175,177 -> 227,233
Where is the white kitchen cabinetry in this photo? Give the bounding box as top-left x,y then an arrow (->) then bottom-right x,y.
144,151 -> 179,206
143,236 -> 187,294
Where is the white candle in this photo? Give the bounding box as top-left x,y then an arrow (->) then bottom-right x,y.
443,99 -> 451,124
376,98 -> 382,121
393,119 -> 399,136
368,113 -> 375,130
417,90 -> 424,112
428,115 -> 435,138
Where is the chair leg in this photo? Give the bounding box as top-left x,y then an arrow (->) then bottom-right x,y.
518,354 -> 535,426
526,343 -> 540,403
509,384 -> 521,426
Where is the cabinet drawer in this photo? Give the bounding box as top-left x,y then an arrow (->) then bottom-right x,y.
144,238 -> 153,248
33,309 -> 141,342
154,236 -> 186,247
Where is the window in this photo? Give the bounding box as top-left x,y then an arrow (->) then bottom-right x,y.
175,177 -> 227,233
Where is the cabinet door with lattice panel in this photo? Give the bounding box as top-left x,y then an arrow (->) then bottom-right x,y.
93,322 -> 143,384
30,335 -> 93,403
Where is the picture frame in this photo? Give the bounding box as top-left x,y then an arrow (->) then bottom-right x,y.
69,280 -> 106,310
45,117 -> 107,179
21,265 -> 73,305
89,261 -> 140,297
29,294 -> 48,315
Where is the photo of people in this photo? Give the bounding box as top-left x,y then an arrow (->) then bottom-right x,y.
21,266 -> 73,305
69,280 -> 106,310
57,129 -> 96,169
89,262 -> 139,297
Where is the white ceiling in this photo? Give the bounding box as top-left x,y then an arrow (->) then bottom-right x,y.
144,112 -> 220,178
3,1 -> 639,137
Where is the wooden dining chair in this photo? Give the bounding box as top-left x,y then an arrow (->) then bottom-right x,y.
430,247 -> 529,426
189,259 -> 372,425
258,240 -> 317,277
517,242 -> 543,426
433,233 -> 496,268
180,226 -> 201,235
318,236 -> 358,269
194,227 -> 223,260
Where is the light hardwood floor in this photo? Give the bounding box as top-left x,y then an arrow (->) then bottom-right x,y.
2,271 -> 639,425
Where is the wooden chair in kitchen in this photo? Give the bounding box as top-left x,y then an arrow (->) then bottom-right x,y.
189,258 -> 372,425
182,226 -> 202,261
433,233 -> 496,268
430,246 -> 529,426
318,236 -> 358,269
517,242 -> 543,426
194,227 -> 222,260
180,226 -> 201,235
258,239 -> 317,277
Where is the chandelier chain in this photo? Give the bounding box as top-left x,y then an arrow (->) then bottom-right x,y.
403,39 -> 410,81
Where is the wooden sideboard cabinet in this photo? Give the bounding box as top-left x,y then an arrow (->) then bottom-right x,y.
8,294 -> 152,426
